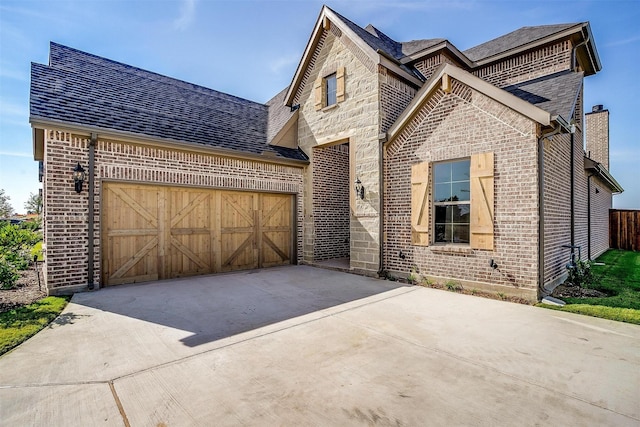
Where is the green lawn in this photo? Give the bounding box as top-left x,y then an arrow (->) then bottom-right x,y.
540,250 -> 640,324
0,296 -> 69,356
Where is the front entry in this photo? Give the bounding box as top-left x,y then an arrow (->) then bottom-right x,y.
102,182 -> 294,285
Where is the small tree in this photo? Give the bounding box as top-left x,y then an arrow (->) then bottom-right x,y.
0,189 -> 13,218
24,192 -> 42,215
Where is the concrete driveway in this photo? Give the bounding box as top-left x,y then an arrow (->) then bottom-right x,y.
1,266 -> 638,426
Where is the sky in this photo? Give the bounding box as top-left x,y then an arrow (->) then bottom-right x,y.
0,0 -> 638,213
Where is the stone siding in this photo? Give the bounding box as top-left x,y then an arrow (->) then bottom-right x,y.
385,79 -> 540,300
296,26 -> 381,272
41,129 -> 304,292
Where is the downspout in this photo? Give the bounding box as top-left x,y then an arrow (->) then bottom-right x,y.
537,125 -> 563,296
378,133 -> 386,277
570,131 -> 575,249
587,173 -> 594,260
87,133 -> 96,290
571,33 -> 590,72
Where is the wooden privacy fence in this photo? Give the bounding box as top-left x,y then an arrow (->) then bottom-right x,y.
610,209 -> 640,251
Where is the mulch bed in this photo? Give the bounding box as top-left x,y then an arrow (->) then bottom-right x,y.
550,283 -> 609,299
0,266 -> 47,313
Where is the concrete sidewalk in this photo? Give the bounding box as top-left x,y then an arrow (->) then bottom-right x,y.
1,266 -> 639,426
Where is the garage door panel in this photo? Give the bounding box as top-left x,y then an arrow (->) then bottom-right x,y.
221,232 -> 256,272
103,183 -> 293,286
222,192 -> 255,228
262,232 -> 290,267
260,194 -> 292,267
170,190 -> 210,229
170,234 -> 211,278
103,184 -> 161,284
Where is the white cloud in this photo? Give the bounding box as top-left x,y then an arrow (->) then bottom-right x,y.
0,100 -> 28,117
605,35 -> 640,48
269,54 -> 299,73
0,151 -> 31,158
174,0 -> 197,31
611,148 -> 640,164
0,67 -> 27,81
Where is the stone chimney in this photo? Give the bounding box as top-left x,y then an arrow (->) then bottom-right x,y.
585,104 -> 609,170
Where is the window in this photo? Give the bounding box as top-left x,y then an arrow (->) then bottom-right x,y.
433,159 -> 470,244
325,73 -> 337,107
411,153 -> 494,249
314,67 -> 344,111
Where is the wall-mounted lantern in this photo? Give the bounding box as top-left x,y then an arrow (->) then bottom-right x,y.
354,178 -> 365,200
72,162 -> 86,193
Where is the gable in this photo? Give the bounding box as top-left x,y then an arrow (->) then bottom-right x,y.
386,63 -> 550,153
284,6 -> 422,107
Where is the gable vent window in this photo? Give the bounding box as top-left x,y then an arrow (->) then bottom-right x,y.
314,67 -> 345,111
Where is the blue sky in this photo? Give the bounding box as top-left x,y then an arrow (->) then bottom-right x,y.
1,0 -> 638,212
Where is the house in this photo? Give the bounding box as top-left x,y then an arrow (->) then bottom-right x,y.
30,6 -> 622,300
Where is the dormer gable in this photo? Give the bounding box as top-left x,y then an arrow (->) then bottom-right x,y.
283,6 -> 423,107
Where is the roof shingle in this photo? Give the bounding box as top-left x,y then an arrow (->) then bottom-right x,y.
463,23 -> 580,62
503,70 -> 584,121
31,42 -> 307,161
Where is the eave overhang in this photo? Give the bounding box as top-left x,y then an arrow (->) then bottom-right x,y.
473,23 -> 601,76
584,157 -> 623,194
400,40 -> 474,68
30,117 -> 309,167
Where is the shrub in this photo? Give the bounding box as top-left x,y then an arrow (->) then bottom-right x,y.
0,222 -> 41,271
567,259 -> 594,288
0,256 -> 19,289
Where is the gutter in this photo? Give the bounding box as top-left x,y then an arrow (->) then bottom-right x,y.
30,117 -> 309,167
584,157 -> 624,194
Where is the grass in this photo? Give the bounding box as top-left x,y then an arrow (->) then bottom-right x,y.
0,296 -> 69,356
538,303 -> 640,324
539,250 -> 640,324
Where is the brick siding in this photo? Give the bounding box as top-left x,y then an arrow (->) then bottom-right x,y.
379,67 -> 418,134
385,79 -> 540,300
585,109 -> 609,170
312,144 -> 350,260
42,129 -> 304,291
473,41 -> 573,87
413,52 -> 463,82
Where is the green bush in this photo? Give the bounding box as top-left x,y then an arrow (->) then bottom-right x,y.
0,256 -> 19,289
0,222 -> 41,273
567,259 -> 594,288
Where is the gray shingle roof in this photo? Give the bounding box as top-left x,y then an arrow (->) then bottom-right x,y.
463,24 -> 580,62
503,70 -> 584,121
30,42 -> 307,161
401,38 -> 446,57
331,11 -> 404,59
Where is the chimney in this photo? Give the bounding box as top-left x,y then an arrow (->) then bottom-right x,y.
585,104 -> 609,170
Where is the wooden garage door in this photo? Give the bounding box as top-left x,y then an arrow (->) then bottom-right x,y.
102,183 -> 293,286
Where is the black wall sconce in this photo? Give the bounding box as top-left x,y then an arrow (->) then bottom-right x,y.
354,178 -> 365,200
73,162 -> 86,193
